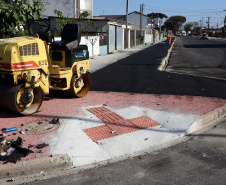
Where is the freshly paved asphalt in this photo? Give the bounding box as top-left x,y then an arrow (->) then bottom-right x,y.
90,37 -> 226,99
166,36 -> 226,81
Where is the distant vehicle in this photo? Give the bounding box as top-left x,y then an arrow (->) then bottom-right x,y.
176,33 -> 181,36
201,33 -> 208,39
182,33 -> 187,36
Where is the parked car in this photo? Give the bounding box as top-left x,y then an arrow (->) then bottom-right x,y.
176,33 -> 181,36
201,33 -> 208,39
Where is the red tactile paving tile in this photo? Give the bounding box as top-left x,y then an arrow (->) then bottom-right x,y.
87,107 -> 111,115
83,125 -> 117,141
96,112 -> 124,124
83,107 -> 161,141
129,116 -> 160,129
106,119 -> 140,134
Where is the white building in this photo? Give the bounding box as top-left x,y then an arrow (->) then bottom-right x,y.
36,0 -> 93,18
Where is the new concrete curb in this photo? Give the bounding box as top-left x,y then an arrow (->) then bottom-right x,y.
185,103 -> 226,135
158,37 -> 176,71
0,154 -> 72,179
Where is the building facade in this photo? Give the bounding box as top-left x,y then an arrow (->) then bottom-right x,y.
36,0 -> 93,18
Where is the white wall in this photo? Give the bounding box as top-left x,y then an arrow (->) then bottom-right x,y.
80,0 -> 93,18
80,36 -> 99,58
145,34 -> 153,43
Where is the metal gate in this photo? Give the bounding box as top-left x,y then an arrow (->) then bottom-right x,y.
136,30 -> 142,45
109,25 -> 116,52
130,30 -> 135,47
116,26 -> 123,50
124,29 -> 129,49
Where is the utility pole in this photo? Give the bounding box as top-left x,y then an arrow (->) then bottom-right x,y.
159,19 -> 162,40
140,4 -> 144,33
223,10 -> 226,39
125,0 -> 129,48
201,17 -> 204,28
207,17 -> 210,33
126,0 -> 128,30
76,0 -> 80,18
224,15 -> 226,28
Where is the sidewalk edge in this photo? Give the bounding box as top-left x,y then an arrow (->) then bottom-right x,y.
185,103 -> 226,135
0,154 -> 72,180
158,37 -> 176,71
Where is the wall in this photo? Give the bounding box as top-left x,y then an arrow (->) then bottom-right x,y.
153,30 -> 159,43
80,0 -> 93,18
38,0 -> 75,18
99,46 -> 107,55
109,25 -> 116,52
80,36 -> 100,58
116,26 -> 123,50
128,12 -> 148,27
145,33 -> 153,43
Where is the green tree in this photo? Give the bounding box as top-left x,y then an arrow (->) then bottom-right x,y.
164,16 -> 186,34
193,27 -> 201,35
147,12 -> 168,19
54,10 -> 99,37
0,0 -> 44,38
54,9 -> 72,36
184,22 -> 193,32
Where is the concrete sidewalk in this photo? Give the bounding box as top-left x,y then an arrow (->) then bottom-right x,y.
0,39 -> 225,184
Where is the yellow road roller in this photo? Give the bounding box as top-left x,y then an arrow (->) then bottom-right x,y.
0,23 -> 90,115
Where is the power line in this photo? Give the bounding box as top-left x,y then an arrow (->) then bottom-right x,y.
144,4 -> 224,12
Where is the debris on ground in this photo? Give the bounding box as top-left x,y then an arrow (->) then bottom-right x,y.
28,145 -> 35,149
19,131 -> 26,135
1,127 -> 18,133
0,137 -> 33,164
36,143 -> 49,149
0,138 -> 7,153
49,118 -> 59,124
6,179 -> 13,182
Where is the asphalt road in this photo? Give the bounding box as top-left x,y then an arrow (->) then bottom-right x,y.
166,36 -> 226,81
90,37 -> 226,99
22,116 -> 226,185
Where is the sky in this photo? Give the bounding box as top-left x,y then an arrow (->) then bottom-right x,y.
93,0 -> 226,28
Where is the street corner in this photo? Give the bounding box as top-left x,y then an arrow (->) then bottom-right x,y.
0,91 -> 225,176
42,91 -> 226,167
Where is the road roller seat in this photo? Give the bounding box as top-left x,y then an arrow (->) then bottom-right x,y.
51,24 -> 81,51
